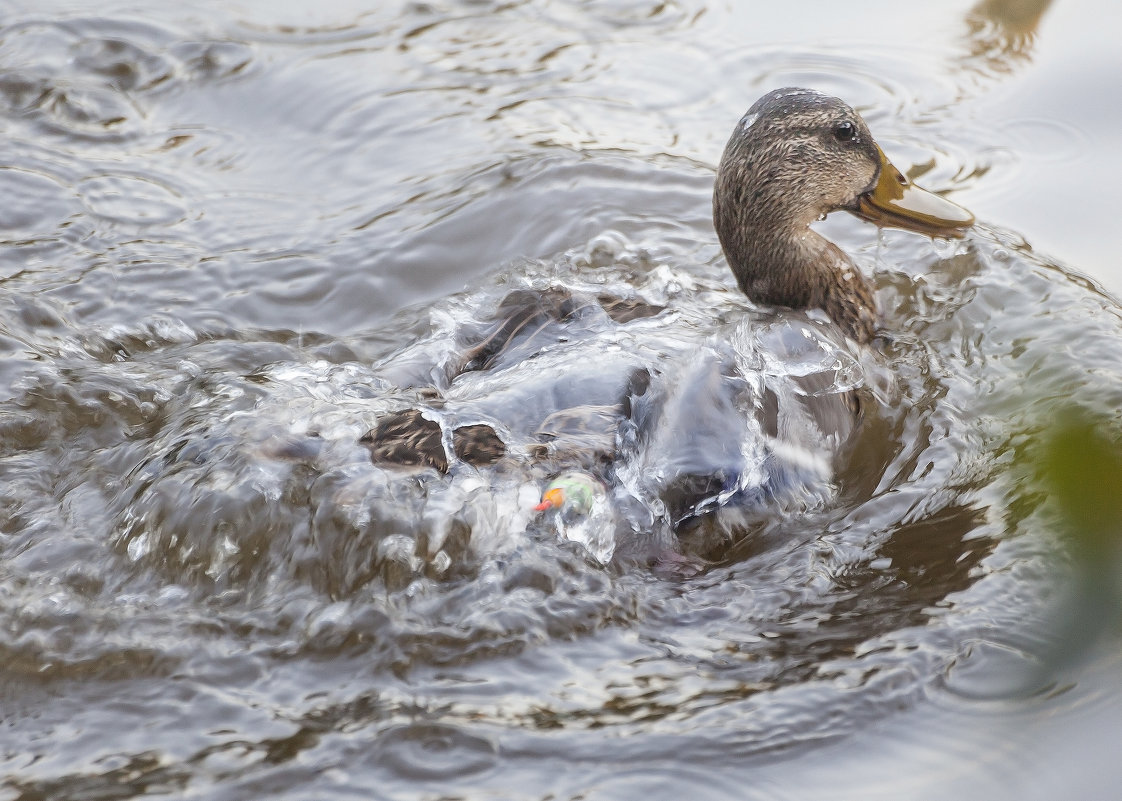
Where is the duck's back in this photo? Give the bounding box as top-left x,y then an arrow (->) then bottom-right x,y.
621,312 -> 867,530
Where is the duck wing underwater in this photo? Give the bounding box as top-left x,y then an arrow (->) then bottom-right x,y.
360,87 -> 974,562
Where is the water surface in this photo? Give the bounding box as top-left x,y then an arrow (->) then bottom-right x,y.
1,1 -> 1120,799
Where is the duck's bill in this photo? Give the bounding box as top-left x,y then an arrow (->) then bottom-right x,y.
853,147 -> 974,238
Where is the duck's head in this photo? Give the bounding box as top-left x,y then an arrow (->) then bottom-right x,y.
713,88 -> 973,343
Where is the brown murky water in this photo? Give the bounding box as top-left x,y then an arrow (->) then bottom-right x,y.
1,1 -> 1121,799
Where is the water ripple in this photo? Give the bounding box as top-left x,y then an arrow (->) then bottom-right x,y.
0,166 -> 80,242
373,723 -> 499,781
0,15 -> 254,144
77,172 -> 188,226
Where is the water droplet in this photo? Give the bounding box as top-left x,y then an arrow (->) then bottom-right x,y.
930,236 -> 960,259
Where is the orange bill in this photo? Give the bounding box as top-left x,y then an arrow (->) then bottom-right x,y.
534,487 -> 565,512
854,146 -> 974,237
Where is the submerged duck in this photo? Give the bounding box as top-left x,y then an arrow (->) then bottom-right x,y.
360,88 -> 973,544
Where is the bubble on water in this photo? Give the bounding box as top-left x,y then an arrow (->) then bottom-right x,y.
931,235 -> 964,259
579,229 -> 634,268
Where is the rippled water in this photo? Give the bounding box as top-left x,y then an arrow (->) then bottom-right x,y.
1,1 -> 1120,799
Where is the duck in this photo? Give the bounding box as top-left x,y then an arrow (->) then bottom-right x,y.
360,88 -> 973,545
712,87 -> 972,346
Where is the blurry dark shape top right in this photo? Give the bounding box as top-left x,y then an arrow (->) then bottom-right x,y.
963,0 -> 1055,75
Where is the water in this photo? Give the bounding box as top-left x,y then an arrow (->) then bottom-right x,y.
1,1 -> 1121,799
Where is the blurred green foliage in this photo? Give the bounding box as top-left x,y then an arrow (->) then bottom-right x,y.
1034,408 -> 1122,658
1039,410 -> 1122,561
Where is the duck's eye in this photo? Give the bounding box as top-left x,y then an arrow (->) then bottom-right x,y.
832,121 -> 857,143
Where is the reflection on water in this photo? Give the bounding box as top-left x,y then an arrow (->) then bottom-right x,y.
964,0 -> 1054,74
0,1 -> 1119,799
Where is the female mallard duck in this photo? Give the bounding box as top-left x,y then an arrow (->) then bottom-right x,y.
713,87 -> 972,346
361,88 -> 973,530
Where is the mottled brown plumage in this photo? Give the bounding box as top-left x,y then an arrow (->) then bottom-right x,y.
360,410 -> 506,473
459,288 -> 663,374
713,89 -> 883,343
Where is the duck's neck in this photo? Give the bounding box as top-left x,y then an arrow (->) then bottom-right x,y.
715,212 -> 878,345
